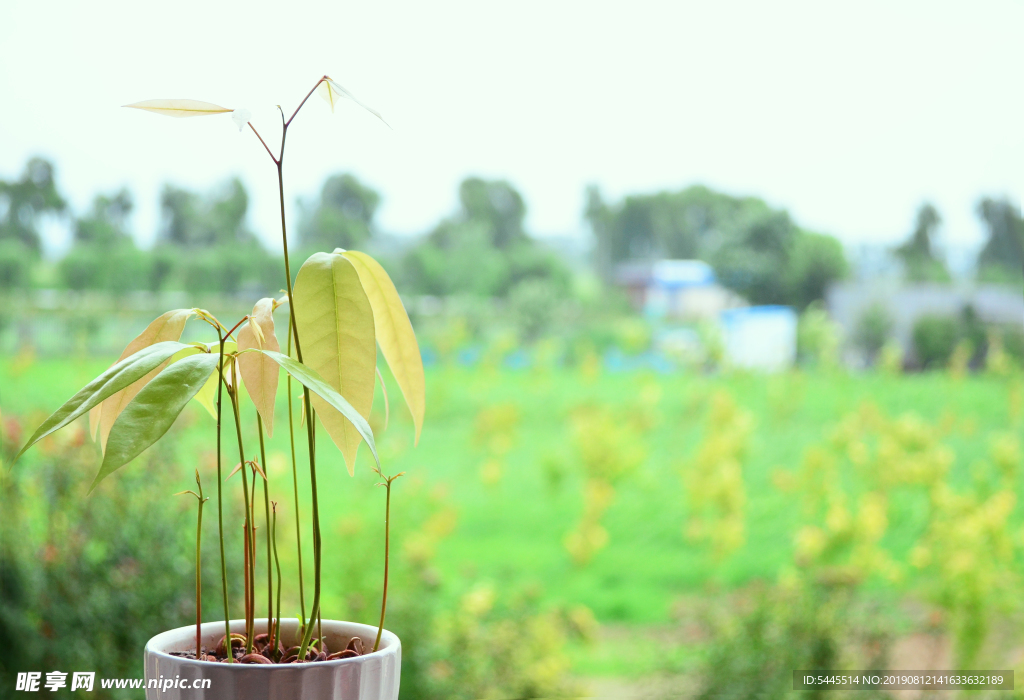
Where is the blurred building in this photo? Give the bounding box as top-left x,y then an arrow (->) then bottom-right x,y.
720,306 -> 799,372
828,281 -> 1024,361
614,259 -> 745,320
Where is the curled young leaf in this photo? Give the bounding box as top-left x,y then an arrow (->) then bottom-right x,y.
237,298 -> 280,437
293,252 -> 376,475
318,79 -> 391,128
344,251 -> 425,444
13,341 -> 194,465
231,108 -> 252,131
92,352 -> 221,491
124,99 -> 233,118
249,459 -> 267,481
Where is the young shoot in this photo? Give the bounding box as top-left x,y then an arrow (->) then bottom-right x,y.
175,469 -> 209,660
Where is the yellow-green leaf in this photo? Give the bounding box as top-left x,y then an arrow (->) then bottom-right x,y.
97,309 -> 193,452
376,366 -> 390,432
14,341 -> 194,465
293,252 -> 376,474
123,99 -> 233,118
255,349 -> 379,469
343,251 -> 425,444
237,298 -> 280,437
92,352 -> 220,491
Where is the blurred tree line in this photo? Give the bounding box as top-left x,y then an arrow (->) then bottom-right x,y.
2,157 -> 1018,309
585,184 -> 849,309
891,198 -> 1024,284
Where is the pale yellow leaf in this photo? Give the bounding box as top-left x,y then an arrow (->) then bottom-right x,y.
293,252 -> 376,474
123,99 -> 233,118
318,79 -> 391,128
376,366 -> 390,432
191,341 -> 237,420
237,298 -> 280,437
97,309 -> 193,452
343,251 -> 425,444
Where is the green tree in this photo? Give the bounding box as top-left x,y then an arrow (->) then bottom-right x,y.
73,189 -> 134,247
0,158 -> 66,291
893,203 -> 950,282
0,157 -> 66,253
786,231 -> 848,310
298,173 -> 380,252
59,189 -> 147,294
156,178 -> 277,295
404,177 -> 568,298
585,184 -> 845,307
853,302 -> 894,362
159,177 -> 255,248
456,177 -> 526,250
976,197 -> 1023,283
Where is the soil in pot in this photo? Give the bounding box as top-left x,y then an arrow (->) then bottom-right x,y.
170,632 -> 368,664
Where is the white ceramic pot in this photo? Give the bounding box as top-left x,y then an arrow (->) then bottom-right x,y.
144,618 -> 400,700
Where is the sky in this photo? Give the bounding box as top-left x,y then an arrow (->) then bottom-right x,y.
1,0 -> 1021,260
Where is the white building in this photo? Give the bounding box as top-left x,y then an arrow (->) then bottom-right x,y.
613,259 -> 745,320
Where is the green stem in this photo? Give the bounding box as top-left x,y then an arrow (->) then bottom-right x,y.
214,331 -> 233,663
286,323 -> 307,623
195,488 -> 205,658
274,113 -> 323,661
249,466 -> 257,646
228,367 -> 254,654
374,479 -> 393,653
257,414 -> 272,645
297,388 -> 320,659
272,503 -> 283,659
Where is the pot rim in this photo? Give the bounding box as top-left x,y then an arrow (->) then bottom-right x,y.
145,618 -> 399,668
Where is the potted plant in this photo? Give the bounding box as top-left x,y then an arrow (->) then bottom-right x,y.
13,75 -> 424,700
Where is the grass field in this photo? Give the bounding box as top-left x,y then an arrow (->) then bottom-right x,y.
3,355 -> 1023,688
4,358 -> 1019,601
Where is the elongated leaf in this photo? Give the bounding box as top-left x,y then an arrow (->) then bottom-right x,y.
92,353 -> 220,490
13,341 -> 193,465
255,349 -> 378,469
123,99 -> 232,118
237,298 -> 280,437
344,250 -> 425,444
376,366 -> 390,432
293,252 -> 376,475
98,309 -> 193,452
318,79 -> 391,128
92,341 -> 199,431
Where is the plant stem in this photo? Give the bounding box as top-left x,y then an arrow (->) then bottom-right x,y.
374,477 -> 394,653
257,414 -> 272,647
272,502 -> 283,659
286,323 -> 307,623
228,367 -> 254,654
242,521 -> 250,642
195,482 -> 206,658
214,331 -> 233,663
249,463 -> 257,644
298,392 -> 321,658
272,97 -> 324,660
